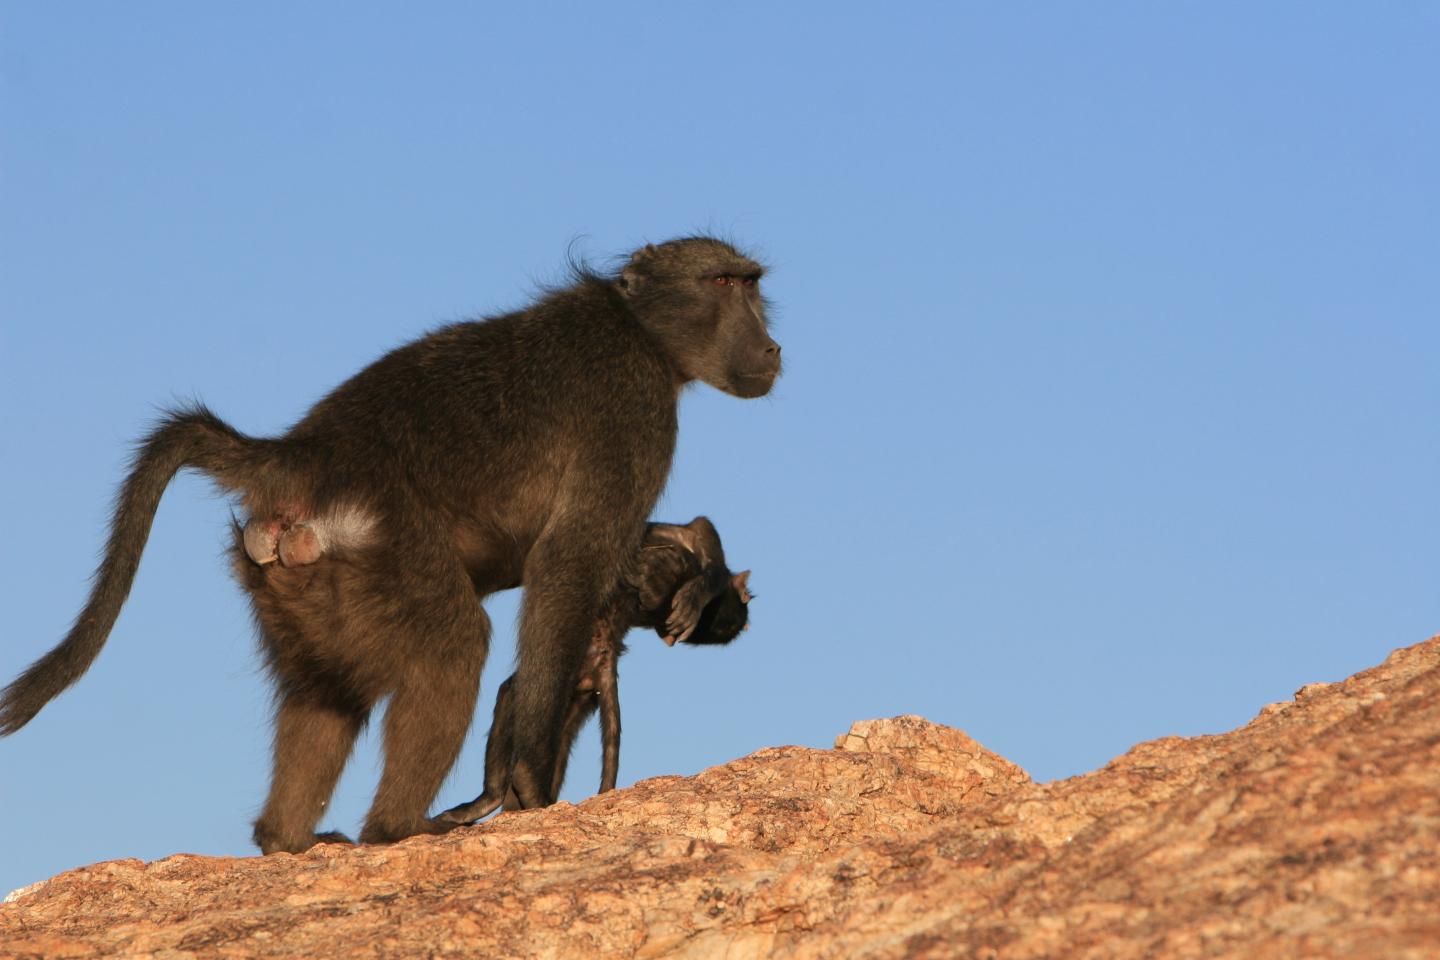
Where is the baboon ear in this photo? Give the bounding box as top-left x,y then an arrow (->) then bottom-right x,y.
618,243 -> 659,296
619,266 -> 642,295
733,570 -> 752,603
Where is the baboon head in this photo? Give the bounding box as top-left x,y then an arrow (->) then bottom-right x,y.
684,571 -> 752,645
618,237 -> 782,398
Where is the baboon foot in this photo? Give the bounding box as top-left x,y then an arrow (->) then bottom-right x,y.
253,821 -> 354,855
436,793 -> 504,824
358,815 -> 466,845
313,830 -> 355,846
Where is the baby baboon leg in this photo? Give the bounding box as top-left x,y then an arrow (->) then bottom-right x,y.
596,665 -> 621,794
253,690 -> 368,855
550,694 -> 597,800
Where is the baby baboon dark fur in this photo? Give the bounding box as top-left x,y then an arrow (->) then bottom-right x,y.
440,517 -> 752,824
0,237 -> 780,854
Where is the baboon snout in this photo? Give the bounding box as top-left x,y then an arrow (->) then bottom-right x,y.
745,335 -> 781,369
728,339 -> 782,398
759,338 -> 782,377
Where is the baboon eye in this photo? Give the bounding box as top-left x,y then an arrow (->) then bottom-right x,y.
741,275 -> 758,287
713,275 -> 734,286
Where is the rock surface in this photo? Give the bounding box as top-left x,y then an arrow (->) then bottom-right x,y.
3,636 -> 1438,959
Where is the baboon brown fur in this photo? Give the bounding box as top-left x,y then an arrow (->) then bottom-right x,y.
0,237 -> 780,853
440,516 -> 753,824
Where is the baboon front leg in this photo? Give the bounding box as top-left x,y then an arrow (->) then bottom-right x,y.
508,549 -> 616,810
253,691 -> 368,855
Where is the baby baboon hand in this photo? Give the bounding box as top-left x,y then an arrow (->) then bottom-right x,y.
664,577 -> 706,645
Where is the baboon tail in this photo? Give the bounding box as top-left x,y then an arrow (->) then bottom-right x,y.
0,404 -> 276,735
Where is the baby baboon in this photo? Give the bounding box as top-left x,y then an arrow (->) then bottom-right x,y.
439,517 -> 752,824
0,237 -> 780,854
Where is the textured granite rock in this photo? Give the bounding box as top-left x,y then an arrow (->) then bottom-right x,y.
3,636 -> 1437,959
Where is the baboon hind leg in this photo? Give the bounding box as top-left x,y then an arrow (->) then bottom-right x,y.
360,648 -> 484,843
253,689 -> 369,855
358,549 -> 491,844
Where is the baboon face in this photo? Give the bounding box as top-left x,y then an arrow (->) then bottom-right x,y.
620,238 -> 782,398
689,572 -> 751,644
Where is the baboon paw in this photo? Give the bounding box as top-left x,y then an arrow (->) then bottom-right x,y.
436,794 -> 503,824
358,817 -> 464,845
254,824 -> 350,855
423,815 -> 467,835
313,830 -> 355,846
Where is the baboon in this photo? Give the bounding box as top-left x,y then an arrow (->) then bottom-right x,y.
0,237 -> 780,854
440,516 -> 753,824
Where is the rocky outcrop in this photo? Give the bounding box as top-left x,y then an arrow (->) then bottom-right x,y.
4,637 -> 1437,959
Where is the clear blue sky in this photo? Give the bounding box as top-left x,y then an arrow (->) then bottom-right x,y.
2,4 -> 1436,895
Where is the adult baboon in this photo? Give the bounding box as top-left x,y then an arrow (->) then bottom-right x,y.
0,237 -> 780,853
440,516 -> 753,825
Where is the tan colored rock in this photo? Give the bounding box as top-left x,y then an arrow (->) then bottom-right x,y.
3,636 -> 1438,959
